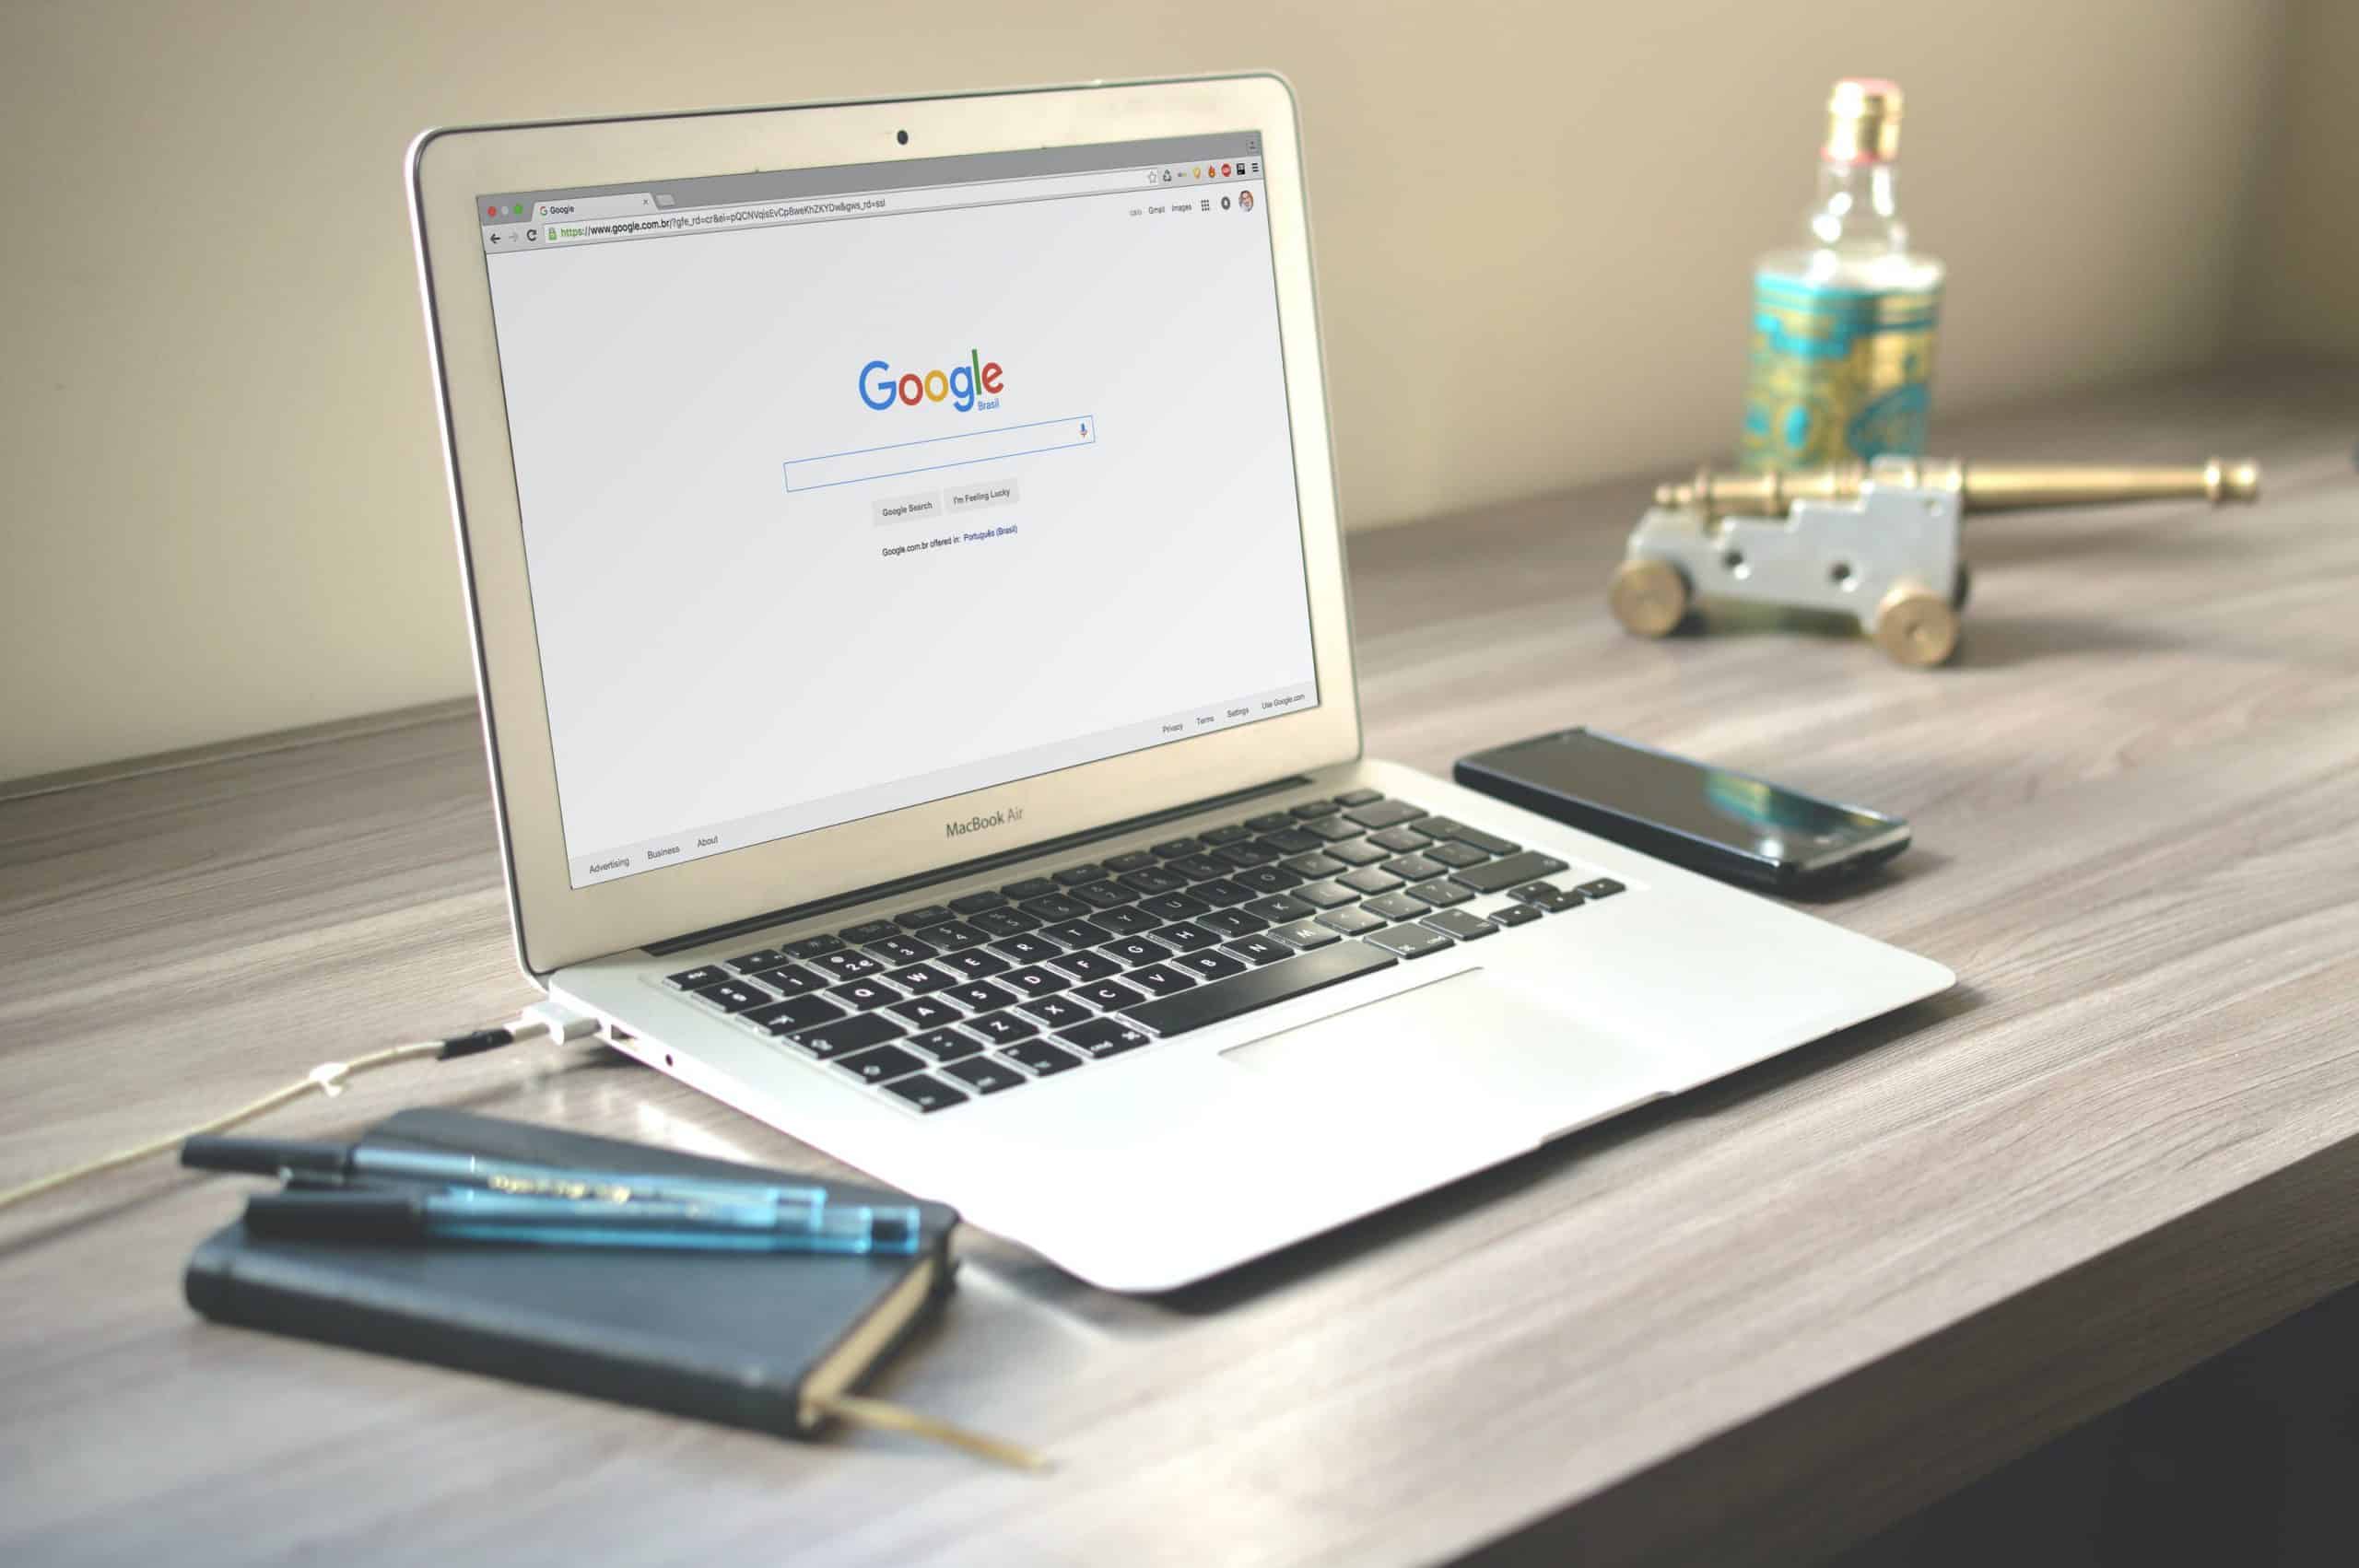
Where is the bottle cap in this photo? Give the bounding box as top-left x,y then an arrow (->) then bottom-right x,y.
1825,77 -> 1902,164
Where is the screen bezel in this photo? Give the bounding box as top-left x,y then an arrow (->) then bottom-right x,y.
409,76 -> 1360,976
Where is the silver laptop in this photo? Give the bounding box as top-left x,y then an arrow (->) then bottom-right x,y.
408,75 -> 1952,1291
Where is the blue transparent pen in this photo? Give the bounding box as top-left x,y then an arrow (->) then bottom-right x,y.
241,1187 -> 923,1255
182,1135 -> 828,1212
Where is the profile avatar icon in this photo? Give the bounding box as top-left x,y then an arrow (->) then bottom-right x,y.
1239,189 -> 1254,213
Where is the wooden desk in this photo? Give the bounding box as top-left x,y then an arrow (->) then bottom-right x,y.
6,366 -> 2356,1566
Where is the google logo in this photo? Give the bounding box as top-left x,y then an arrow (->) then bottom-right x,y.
859,351 -> 1005,414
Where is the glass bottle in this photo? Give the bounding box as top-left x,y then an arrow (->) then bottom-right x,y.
1740,78 -> 1944,471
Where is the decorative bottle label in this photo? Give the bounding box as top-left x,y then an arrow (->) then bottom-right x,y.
1740,275 -> 1940,471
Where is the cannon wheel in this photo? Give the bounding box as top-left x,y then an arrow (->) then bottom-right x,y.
1872,582 -> 1962,667
1608,557 -> 1691,638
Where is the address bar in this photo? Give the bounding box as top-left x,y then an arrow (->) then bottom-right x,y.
527,166 -> 1172,252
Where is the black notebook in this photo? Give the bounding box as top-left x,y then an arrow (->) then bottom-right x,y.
183,1108 -> 959,1439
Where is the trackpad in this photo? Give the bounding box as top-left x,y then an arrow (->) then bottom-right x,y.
1222,969 -> 1668,1140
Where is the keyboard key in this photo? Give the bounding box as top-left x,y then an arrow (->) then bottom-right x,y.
789,1012 -> 904,1057
1244,812 -> 1293,833
1256,828 -> 1323,856
895,906 -> 956,929
869,934 -> 939,965
1340,867 -> 1403,895
831,977 -> 905,1010
1070,882 -> 1134,911
1189,878 -> 1255,907
1126,941 -> 1399,1036
906,1027 -> 986,1062
1316,906 -> 1389,935
1119,866 -> 1189,896
1103,934 -> 1174,966
1076,977 -> 1149,1011
1174,949 -> 1250,981
1126,963 -> 1197,997
1046,949 -> 1124,982
1021,894 -> 1094,923
1199,908 -> 1268,939
884,962 -> 957,993
945,1056 -> 1028,1094
1213,841 -> 1279,869
783,934 -> 844,959
1422,909 -> 1498,942
1001,966 -> 1072,999
1367,924 -> 1454,959
1200,825 -> 1251,846
1305,816 -> 1366,843
1410,879 -> 1474,907
745,993 -> 849,1033
921,919 -> 989,951
1002,1040 -> 1086,1077
949,890 -> 1009,914
1243,895 -> 1316,925
1224,934 -> 1295,965
1332,788 -> 1383,806
1137,891 -> 1212,922
1016,994 -> 1095,1030
833,1045 -> 927,1084
1382,854 -> 1449,883
992,932 -> 1062,963
1270,920 -> 1342,950
1415,816 -> 1520,856
1002,877 -> 1059,901
963,1011 -> 1039,1046
941,947 -> 1011,979
1512,883 -> 1586,913
1282,852 -> 1350,880
886,996 -> 963,1031
748,963 -> 831,997
726,948 -> 791,974
665,965 -> 728,990
948,980 -> 1021,1012
1291,801 -> 1343,819
1485,901 -> 1543,928
1104,850 -> 1159,873
1152,837 -> 1204,857
1042,918 -> 1113,948
1367,825 -> 1434,855
1291,880 -> 1361,910
1577,878 -> 1627,899
1344,800 -> 1427,829
815,950 -> 883,980
1362,892 -> 1431,921
1167,855 -> 1234,883
1052,864 -> 1109,885
968,907 -> 1041,938
839,919 -> 899,944
1152,920 -> 1223,952
1325,838 -> 1391,866
883,1073 -> 968,1113
1425,842 -> 1491,870
1062,1017 -> 1154,1059
694,978 -> 771,1012
1453,850 -> 1573,895
1229,864 -> 1305,895
1093,906 -> 1163,937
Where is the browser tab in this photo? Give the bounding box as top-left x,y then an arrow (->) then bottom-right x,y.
533,193 -> 658,222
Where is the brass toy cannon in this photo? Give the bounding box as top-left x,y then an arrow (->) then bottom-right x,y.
1608,457 -> 2260,666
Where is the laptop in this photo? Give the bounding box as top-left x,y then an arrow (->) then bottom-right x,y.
407,74 -> 1953,1292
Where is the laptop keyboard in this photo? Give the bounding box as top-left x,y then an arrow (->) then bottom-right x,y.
657,790 -> 1626,1116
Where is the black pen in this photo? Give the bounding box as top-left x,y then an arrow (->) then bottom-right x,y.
182,1135 -> 827,1210
242,1188 -> 921,1254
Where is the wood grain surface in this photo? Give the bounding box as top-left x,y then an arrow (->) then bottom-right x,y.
5,365 -> 2356,1567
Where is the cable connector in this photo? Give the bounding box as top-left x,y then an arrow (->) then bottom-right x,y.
522,1000 -> 602,1046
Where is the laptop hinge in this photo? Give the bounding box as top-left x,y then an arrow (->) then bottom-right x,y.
641,775 -> 1316,957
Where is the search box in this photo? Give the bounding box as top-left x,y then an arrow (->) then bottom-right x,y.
782,415 -> 1097,493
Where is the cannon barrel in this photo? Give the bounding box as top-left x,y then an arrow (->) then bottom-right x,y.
1654,458 -> 2261,517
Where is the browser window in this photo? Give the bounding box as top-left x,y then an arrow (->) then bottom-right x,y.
476,134 -> 1316,887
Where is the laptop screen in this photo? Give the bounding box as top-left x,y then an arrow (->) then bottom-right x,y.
474,134 -> 1320,888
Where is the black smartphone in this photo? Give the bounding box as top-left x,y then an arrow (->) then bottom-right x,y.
1453,728 -> 1910,894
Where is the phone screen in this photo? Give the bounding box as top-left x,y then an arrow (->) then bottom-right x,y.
1499,731 -> 1896,863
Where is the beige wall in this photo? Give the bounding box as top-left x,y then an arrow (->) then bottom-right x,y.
2247,0 -> 2359,357
0,0 -> 2308,780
